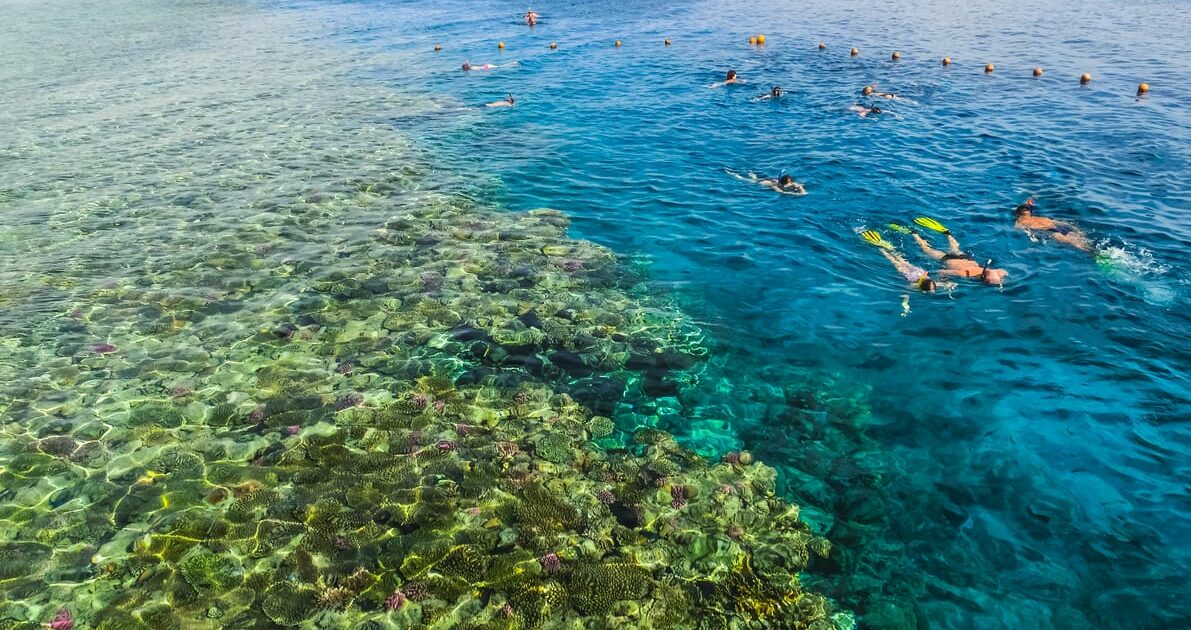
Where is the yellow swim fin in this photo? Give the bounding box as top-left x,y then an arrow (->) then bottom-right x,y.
861,230 -> 894,250
914,216 -> 951,235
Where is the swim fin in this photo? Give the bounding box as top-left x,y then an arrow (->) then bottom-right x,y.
914,216 -> 951,235
888,223 -> 913,235
861,230 -> 894,250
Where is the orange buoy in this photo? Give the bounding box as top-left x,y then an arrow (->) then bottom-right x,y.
748,36 -> 756,45
615,40 -> 622,47
664,38 -> 671,46
818,42 -> 826,50
498,42 -> 505,49
1080,72 -> 1092,85
1137,82 -> 1149,95
891,51 -> 901,60
985,63 -> 995,73
757,34 -> 766,45
1033,67 -> 1043,77
850,47 -> 859,56
549,42 -> 557,50
942,56 -> 951,66
434,44 -> 442,52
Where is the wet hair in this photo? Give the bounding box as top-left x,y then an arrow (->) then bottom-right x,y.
771,86 -> 783,97
862,85 -> 874,95
462,62 -> 471,71
507,94 -> 515,104
869,106 -> 881,114
778,174 -> 794,187
726,70 -> 737,80
917,277 -> 937,292
1013,204 -> 1032,217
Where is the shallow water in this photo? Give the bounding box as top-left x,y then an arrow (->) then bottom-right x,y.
2,0 -> 1189,628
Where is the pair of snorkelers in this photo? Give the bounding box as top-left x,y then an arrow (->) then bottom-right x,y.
863,218 -> 1009,291
726,169 -> 806,195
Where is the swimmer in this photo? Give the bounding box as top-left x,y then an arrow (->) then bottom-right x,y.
1013,199 -> 1093,252
486,94 -> 515,107
755,85 -> 784,100
462,61 -> 517,71
709,70 -> 739,88
849,104 -> 882,118
861,230 -> 939,292
862,85 -> 899,99
525,10 -> 538,26
911,232 -> 1008,286
726,169 -> 806,195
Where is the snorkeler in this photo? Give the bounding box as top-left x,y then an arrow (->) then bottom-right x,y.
462,61 -> 517,71
525,10 -> 539,25
709,70 -> 739,88
726,169 -> 806,195
862,85 -> 899,99
861,231 -> 938,292
848,104 -> 882,118
1014,199 -> 1093,252
755,86 -> 784,100
486,94 -> 516,107
909,229 -> 1008,286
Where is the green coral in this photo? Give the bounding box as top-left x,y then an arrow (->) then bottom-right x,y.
261,582 -> 319,627
587,415 -> 615,438
569,561 -> 651,616
534,434 -> 572,464
177,548 -> 241,593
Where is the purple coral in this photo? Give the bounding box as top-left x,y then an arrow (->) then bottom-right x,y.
286,425 -> 301,436
335,393 -> 364,410
723,451 -> 741,466
89,343 -> 117,354
453,423 -> 474,436
670,485 -> 688,510
435,440 -> 458,452
432,399 -> 446,414
336,361 -> 354,375
410,393 -> 430,410
403,581 -> 429,601
595,490 -> 616,505
249,406 -> 267,423
553,258 -> 585,272
538,553 -> 561,575
384,590 -> 407,611
499,603 -> 514,618
47,609 -> 74,630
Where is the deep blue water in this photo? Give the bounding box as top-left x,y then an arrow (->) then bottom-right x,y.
283,0 -> 1191,627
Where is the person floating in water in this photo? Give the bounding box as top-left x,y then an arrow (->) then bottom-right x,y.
486,94 -> 515,107
462,61 -> 517,71
755,85 -> 784,100
861,230 -> 938,292
862,85 -> 899,99
910,231 -> 1008,286
709,70 -> 739,88
1014,199 -> 1092,251
525,10 -> 539,25
726,169 -> 806,195
849,104 -> 882,118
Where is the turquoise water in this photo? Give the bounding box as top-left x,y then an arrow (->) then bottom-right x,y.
1,0 -> 1188,628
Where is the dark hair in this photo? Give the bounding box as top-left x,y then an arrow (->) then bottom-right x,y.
919,277 -> 937,292
778,174 -> 794,186
771,86 -> 783,97
870,106 -> 881,114
1013,204 -> 1032,217
727,70 -> 737,80
507,94 -> 515,104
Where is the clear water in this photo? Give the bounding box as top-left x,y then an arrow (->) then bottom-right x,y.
2,0 -> 1189,628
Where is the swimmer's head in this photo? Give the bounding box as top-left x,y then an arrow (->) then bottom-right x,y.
917,276 -> 937,292
507,94 -> 515,104
726,70 -> 737,81
862,85 -> 874,96
462,62 -> 471,71
778,174 -> 794,187
1013,198 -> 1034,217
979,261 -> 1007,286
771,86 -> 784,97
869,106 -> 881,114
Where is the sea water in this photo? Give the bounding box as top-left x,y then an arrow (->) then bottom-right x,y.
1,0 -> 1188,628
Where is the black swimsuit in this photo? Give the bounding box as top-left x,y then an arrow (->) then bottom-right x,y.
941,252 -> 974,261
